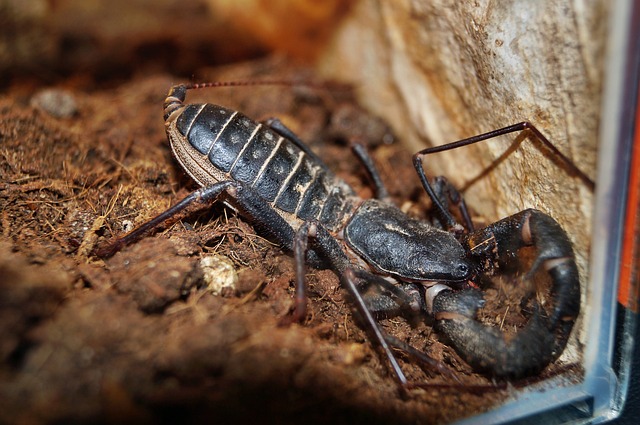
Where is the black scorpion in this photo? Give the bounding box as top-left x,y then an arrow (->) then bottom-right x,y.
96,82 -> 583,384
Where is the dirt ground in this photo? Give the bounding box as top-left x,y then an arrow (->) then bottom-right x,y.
0,58 -> 580,425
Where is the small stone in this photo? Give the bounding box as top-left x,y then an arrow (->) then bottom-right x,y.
31,89 -> 78,118
200,254 -> 238,296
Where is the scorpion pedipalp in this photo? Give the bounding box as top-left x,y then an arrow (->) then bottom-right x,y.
426,209 -> 580,379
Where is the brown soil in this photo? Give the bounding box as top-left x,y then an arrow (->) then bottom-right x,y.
0,58 -> 576,425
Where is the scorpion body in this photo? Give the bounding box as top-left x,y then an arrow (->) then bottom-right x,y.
164,86 -> 358,236
98,82 -> 582,384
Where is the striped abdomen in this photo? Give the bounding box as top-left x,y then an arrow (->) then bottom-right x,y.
166,103 -> 357,232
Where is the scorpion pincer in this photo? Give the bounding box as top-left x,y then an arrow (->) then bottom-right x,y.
96,82 -> 582,384
425,209 -> 580,378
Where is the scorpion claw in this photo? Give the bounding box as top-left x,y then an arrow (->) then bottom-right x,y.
431,287 -> 557,379
428,209 -> 580,379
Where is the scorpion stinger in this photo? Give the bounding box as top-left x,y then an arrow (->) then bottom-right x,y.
95,81 -> 583,386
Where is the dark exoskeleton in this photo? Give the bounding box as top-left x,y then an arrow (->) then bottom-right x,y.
96,82 -> 584,385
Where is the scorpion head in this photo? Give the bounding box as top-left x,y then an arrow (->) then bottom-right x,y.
405,242 -> 471,282
344,199 -> 472,284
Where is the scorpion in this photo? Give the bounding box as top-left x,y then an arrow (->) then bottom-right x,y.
95,81 -> 584,386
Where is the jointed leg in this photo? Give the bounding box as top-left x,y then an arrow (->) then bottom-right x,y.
430,176 -> 474,231
341,268 -> 409,387
95,180 -> 301,259
383,334 -> 460,383
350,269 -> 419,317
413,122 -> 595,230
350,142 -> 391,202
94,181 -> 236,258
281,222 -> 312,325
283,222 -> 424,387
263,117 -> 329,171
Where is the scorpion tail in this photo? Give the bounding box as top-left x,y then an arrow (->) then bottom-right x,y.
428,209 -> 580,379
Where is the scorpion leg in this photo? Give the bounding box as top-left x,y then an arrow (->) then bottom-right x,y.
350,142 -> 391,202
430,176 -> 474,232
383,334 -> 461,383
94,181 -> 236,258
288,223 -> 311,324
413,122 -> 594,230
287,224 -> 424,387
283,220 -> 354,324
350,269 -> 420,318
427,209 -> 580,378
282,222 -> 316,325
342,268 -> 461,386
341,268 -> 409,387
263,117 -> 329,172
94,180 -> 302,259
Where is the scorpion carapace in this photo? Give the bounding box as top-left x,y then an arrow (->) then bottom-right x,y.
95,82 -> 583,385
